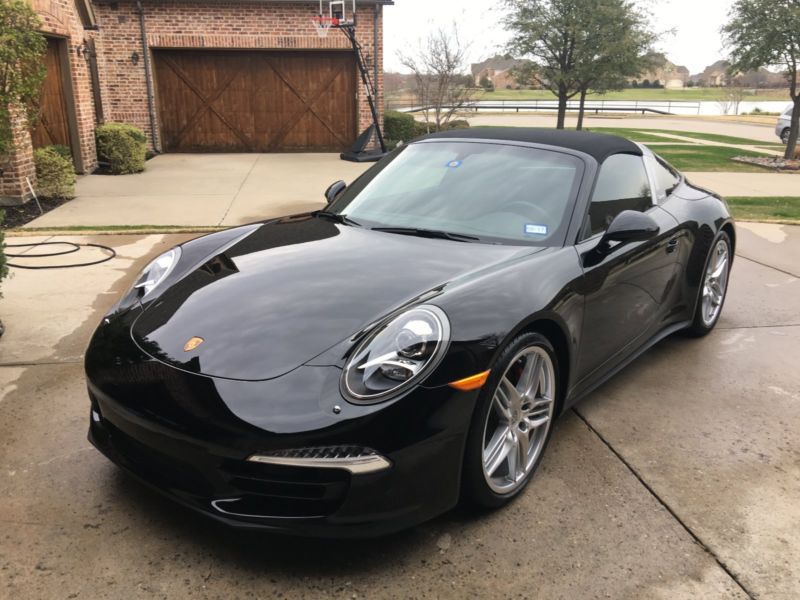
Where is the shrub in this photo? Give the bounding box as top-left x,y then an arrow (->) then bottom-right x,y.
414,121 -> 431,136
383,139 -> 402,151
50,144 -> 72,160
96,123 -> 147,174
444,119 -> 470,130
384,110 -> 416,142
34,147 -> 76,199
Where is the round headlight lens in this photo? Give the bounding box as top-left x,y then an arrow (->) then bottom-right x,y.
132,247 -> 181,299
343,305 -> 450,402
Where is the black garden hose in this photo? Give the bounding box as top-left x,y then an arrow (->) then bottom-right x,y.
5,241 -> 116,269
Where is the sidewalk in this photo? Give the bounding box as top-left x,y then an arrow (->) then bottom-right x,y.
684,171 -> 799,197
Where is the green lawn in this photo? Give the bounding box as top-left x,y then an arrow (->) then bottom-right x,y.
648,145 -> 773,172
726,197 -> 800,222
587,127 -> 783,147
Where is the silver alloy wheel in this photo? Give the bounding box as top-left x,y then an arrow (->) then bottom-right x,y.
482,346 -> 555,494
701,239 -> 730,327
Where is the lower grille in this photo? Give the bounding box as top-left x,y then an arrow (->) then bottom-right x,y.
217,459 -> 350,518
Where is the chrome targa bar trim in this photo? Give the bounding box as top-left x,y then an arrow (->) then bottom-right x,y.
247,450 -> 391,475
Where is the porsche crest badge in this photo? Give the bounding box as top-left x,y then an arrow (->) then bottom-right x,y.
183,337 -> 205,352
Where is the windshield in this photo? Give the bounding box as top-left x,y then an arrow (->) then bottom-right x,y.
328,141 -> 584,246
782,105 -> 794,117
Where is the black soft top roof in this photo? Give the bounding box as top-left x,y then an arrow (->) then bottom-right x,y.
421,127 -> 642,163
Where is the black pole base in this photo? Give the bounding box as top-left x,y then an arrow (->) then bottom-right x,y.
340,125 -> 388,163
340,150 -> 387,163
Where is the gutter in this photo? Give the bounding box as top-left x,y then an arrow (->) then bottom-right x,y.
136,0 -> 161,153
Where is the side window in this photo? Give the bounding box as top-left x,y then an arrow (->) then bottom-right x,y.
585,154 -> 652,238
647,155 -> 681,202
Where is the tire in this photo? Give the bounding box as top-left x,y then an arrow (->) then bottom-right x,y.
781,128 -> 790,144
462,332 -> 559,509
686,231 -> 732,337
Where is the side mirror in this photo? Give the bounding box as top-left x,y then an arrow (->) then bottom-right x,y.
324,180 -> 347,204
598,210 -> 659,251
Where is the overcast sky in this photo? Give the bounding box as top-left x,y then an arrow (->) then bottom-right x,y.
383,0 -> 734,75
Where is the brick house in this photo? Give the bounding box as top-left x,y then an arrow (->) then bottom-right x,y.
1,0 -> 391,205
471,56 -> 533,90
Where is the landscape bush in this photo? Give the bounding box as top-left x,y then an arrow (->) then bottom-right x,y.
95,123 -> 147,174
444,119 -> 471,130
414,121 -> 432,136
384,110 -> 417,142
33,146 -> 76,199
50,144 -> 72,160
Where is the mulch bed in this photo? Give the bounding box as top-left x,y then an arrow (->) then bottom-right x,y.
1,196 -> 73,230
732,156 -> 800,171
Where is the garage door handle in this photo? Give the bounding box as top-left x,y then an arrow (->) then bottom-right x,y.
666,238 -> 679,253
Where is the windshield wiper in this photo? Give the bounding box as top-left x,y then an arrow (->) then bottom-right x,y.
315,210 -> 362,227
371,226 -> 480,242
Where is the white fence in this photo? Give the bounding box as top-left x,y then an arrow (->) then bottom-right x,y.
398,99 -> 791,117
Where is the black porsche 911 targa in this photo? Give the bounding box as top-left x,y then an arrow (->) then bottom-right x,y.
86,128 -> 734,537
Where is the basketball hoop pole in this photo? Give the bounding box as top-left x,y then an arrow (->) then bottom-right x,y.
339,23 -> 387,157
317,0 -> 387,160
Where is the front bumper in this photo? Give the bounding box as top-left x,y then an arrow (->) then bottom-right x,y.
85,316 -> 478,538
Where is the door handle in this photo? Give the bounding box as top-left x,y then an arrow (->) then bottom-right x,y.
666,238 -> 679,253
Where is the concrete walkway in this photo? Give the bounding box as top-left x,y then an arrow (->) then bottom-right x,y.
0,224 -> 798,597
21,152 -> 799,229
684,171 -> 799,197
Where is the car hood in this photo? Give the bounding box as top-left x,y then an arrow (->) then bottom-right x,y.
131,216 -> 539,381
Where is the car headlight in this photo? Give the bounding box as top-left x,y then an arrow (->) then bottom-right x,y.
343,305 -> 450,403
131,247 -> 181,299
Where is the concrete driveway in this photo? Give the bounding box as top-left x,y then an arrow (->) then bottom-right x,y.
25,154 -> 370,229
1,223 -> 798,598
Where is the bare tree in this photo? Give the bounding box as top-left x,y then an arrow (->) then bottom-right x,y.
399,26 -> 477,133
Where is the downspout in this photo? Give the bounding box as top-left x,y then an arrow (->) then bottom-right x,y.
136,0 -> 160,153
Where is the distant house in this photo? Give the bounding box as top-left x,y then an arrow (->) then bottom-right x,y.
632,53 -> 690,88
690,61 -> 789,88
471,56 -> 532,89
692,60 -> 732,87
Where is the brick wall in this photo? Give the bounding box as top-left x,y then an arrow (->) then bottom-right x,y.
0,111 -> 36,204
93,0 -> 385,152
1,0 -> 99,204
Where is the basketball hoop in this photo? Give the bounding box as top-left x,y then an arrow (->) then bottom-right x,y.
312,15 -> 339,38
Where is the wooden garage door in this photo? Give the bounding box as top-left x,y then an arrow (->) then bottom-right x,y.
153,50 -> 358,152
31,38 -> 72,149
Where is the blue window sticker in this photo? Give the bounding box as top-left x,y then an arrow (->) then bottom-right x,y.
445,160 -> 463,168
524,223 -> 548,236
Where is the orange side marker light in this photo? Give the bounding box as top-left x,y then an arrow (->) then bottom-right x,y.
448,370 -> 491,391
